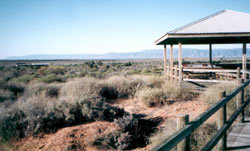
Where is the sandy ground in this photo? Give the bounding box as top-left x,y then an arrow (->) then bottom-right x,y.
12,98 -> 211,151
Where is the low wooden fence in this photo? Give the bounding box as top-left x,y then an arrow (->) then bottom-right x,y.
165,65 -> 182,82
151,78 -> 250,151
166,65 -> 250,83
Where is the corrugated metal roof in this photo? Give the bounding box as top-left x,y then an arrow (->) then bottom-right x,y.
168,10 -> 250,34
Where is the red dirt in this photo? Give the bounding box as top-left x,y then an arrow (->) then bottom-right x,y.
112,98 -> 209,121
11,99 -> 212,151
13,121 -> 117,151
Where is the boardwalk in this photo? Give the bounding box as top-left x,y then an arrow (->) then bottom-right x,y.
227,118 -> 250,151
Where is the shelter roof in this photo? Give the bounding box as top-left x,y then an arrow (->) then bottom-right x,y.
155,10 -> 250,45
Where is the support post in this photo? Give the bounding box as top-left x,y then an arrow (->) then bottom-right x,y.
178,43 -> 183,84
241,79 -> 245,123
217,91 -> 227,151
177,114 -> 190,151
170,44 -> 174,80
242,43 -> 247,80
209,44 -> 214,68
237,67 -> 241,110
175,65 -> 178,83
164,45 -> 167,78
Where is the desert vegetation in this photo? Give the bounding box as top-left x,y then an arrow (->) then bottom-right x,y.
0,60 -> 245,150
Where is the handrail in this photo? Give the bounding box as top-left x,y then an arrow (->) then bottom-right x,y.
151,79 -> 250,151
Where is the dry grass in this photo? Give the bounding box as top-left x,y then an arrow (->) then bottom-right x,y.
136,80 -> 193,107
149,121 -> 217,151
199,82 -> 237,116
149,119 -> 176,148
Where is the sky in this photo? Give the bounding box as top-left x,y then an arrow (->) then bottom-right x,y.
1,0 -> 250,59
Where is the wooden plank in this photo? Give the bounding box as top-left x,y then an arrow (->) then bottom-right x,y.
216,72 -> 237,78
202,96 -> 250,151
183,68 -> 237,73
227,122 -> 250,151
183,79 -> 230,83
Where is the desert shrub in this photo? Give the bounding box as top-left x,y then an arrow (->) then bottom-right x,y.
25,83 -> 61,98
37,65 -> 65,75
136,88 -> 168,107
104,76 -> 145,98
1,67 -> 19,81
0,90 -> 13,102
78,70 -> 88,77
11,75 -> 35,83
0,66 -> 4,71
61,77 -> 122,102
124,62 -> 132,66
200,82 -> 237,116
0,106 -> 27,141
4,82 -> 25,100
60,77 -> 107,102
139,75 -> 164,88
142,69 -> 151,74
93,130 -> 131,150
190,123 -> 217,150
34,74 -> 65,83
136,81 -> 193,107
46,65 -> 65,74
99,86 -> 118,100
0,79 -> 6,89
17,97 -> 65,135
149,119 -> 176,148
93,115 -> 161,150
37,66 -> 47,75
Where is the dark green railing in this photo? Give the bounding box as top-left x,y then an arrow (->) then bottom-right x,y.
151,79 -> 250,151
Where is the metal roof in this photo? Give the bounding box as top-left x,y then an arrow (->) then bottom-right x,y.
156,10 -> 250,45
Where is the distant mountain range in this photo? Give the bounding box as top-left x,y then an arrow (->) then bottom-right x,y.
5,48 -> 250,60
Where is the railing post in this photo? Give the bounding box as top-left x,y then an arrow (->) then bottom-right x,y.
177,114 -> 190,151
179,65 -> 183,86
236,67 -> 241,122
167,65 -> 170,80
241,79 -> 245,123
175,65 -> 178,83
217,91 -> 227,151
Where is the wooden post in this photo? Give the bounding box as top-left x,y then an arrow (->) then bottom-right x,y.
209,44 -> 214,68
241,79 -> 245,123
177,114 -> 190,151
217,91 -> 227,151
242,43 -> 247,80
164,45 -> 167,77
170,44 -> 174,80
167,65 -> 170,79
178,43 -> 183,84
175,65 -> 178,83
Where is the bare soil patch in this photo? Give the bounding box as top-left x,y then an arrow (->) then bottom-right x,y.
11,98 -> 210,151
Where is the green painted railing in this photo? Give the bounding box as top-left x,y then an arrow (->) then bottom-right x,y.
151,78 -> 250,151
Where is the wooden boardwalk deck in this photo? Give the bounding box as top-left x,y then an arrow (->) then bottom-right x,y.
227,118 -> 250,151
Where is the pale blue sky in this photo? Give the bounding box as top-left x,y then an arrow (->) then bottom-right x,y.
1,0 -> 250,59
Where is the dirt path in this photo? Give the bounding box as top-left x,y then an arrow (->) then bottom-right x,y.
112,98 -> 209,121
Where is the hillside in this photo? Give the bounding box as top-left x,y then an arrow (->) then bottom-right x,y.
6,48 -> 250,60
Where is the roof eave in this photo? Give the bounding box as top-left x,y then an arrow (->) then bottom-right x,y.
155,33 -> 250,45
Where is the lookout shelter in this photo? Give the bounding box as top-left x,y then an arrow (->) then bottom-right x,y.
155,10 -> 250,84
